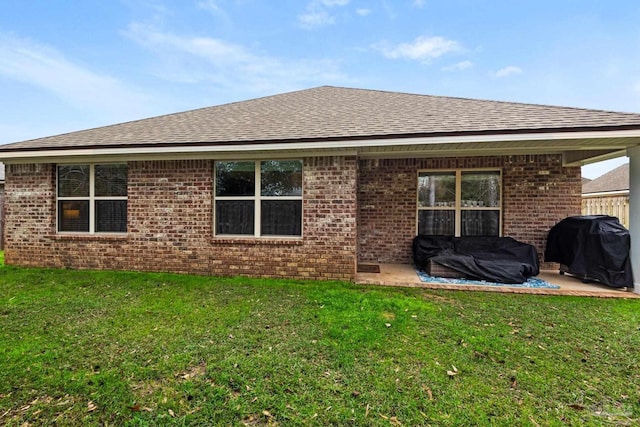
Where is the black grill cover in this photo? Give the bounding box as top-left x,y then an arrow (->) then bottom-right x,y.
413,235 -> 540,284
544,215 -> 632,288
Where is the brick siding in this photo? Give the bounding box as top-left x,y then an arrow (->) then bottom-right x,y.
4,163 -> 56,267
357,155 -> 581,268
4,154 -> 578,279
4,157 -> 357,281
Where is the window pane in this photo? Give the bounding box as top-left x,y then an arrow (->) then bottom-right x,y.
461,210 -> 500,236
216,161 -> 255,196
261,200 -> 302,236
418,173 -> 456,207
461,172 -> 500,207
95,200 -> 127,232
261,160 -> 302,196
58,165 -> 89,197
216,200 -> 255,235
95,164 -> 128,197
418,210 -> 455,235
58,200 -> 89,232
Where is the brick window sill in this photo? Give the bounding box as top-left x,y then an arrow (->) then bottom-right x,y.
210,237 -> 304,246
51,233 -> 129,242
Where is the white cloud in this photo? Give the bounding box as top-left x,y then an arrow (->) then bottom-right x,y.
356,8 -> 371,16
321,0 -> 349,5
123,22 -> 350,91
0,33 -> 147,115
412,0 -> 426,8
372,36 -> 461,63
196,0 -> 222,12
125,23 -> 250,63
442,60 -> 473,71
494,65 -> 523,77
298,0 -> 350,29
298,11 -> 335,29
196,0 -> 232,23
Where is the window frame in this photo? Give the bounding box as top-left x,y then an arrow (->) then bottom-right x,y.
56,163 -> 128,234
416,168 -> 502,237
213,160 -> 303,238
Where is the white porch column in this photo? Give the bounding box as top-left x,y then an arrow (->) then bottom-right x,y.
628,146 -> 640,294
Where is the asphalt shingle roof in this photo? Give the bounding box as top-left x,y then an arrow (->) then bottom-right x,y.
3,86 -> 640,152
583,163 -> 629,194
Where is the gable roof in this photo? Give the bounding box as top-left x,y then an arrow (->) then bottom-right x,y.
582,163 -> 629,194
3,86 -> 640,152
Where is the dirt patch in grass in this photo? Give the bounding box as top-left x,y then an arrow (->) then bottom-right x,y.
419,290 -> 463,306
176,361 -> 208,380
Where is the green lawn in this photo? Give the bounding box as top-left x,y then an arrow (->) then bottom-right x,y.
0,260 -> 638,426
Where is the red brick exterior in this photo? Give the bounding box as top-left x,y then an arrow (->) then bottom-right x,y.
357,155 -> 581,268
4,157 -> 358,281
3,154 -> 579,279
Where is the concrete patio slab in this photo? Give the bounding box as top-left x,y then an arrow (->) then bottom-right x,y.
356,263 -> 639,298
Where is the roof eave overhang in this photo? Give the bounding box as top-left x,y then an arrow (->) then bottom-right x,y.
1,128 -> 640,164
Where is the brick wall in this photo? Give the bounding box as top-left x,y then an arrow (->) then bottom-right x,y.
126,160 -> 214,274
4,163 -> 56,267
357,155 -> 581,268
502,155 -> 582,268
4,157 -> 358,281
4,154 -> 578,278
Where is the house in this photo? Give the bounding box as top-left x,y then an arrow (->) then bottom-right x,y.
1,86 -> 640,289
582,163 -> 629,227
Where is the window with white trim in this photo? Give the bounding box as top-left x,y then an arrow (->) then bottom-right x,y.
214,160 -> 303,237
417,170 -> 501,236
57,164 -> 128,233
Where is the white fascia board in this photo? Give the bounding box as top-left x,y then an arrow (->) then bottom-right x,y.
582,190 -> 629,197
1,128 -> 640,162
1,148 -> 360,164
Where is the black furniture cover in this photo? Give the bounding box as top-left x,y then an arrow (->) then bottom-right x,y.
413,235 -> 540,284
545,215 -> 633,288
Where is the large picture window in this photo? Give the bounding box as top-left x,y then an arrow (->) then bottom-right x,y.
417,170 -> 501,236
215,160 -> 302,237
57,164 -> 128,233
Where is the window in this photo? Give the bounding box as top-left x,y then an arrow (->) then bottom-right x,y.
215,160 -> 302,237
57,164 -> 128,233
417,170 -> 501,236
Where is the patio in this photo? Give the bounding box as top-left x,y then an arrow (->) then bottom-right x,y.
356,263 -> 639,298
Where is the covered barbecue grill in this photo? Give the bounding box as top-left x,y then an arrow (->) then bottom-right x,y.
545,215 -> 633,288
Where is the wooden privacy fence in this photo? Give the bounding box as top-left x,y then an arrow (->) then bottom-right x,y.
581,194 -> 629,228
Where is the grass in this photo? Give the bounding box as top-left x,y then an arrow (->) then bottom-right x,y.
0,259 -> 639,425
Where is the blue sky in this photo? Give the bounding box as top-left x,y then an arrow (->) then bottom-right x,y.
1,0 -> 639,178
